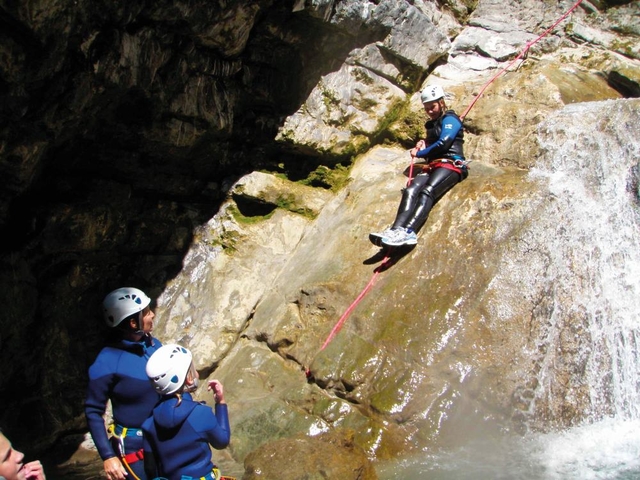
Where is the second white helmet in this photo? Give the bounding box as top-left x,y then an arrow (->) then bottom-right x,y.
146,344 -> 194,395
420,85 -> 445,103
103,287 -> 151,328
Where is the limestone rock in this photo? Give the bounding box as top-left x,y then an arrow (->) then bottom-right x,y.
374,0 -> 451,69
243,429 -> 378,480
230,171 -> 332,218
275,63 -> 406,158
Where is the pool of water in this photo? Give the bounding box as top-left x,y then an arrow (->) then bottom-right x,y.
377,417 -> 640,480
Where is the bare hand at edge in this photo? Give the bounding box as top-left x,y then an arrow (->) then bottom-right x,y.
208,379 -> 226,404
23,460 -> 46,480
103,456 -> 127,480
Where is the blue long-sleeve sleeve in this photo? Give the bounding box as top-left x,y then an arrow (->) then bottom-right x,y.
197,403 -> 230,449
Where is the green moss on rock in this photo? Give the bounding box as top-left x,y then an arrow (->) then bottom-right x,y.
302,164 -> 352,191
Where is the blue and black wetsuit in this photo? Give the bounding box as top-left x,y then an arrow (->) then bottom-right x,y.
85,334 -> 162,479
393,110 -> 468,232
142,393 -> 230,480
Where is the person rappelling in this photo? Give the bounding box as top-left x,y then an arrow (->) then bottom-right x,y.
369,84 -> 469,247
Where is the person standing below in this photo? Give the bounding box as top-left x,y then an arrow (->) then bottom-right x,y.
370,84 -> 469,247
85,287 -> 162,480
142,344 -> 231,480
0,429 -> 46,480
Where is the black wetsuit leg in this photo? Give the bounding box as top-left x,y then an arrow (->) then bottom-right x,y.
391,173 -> 431,230
403,167 -> 463,232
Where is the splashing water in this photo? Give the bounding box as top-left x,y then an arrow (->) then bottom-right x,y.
377,418 -> 640,479
378,99 -> 640,479
529,100 -> 640,421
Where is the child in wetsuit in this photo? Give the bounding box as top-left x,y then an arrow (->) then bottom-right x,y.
142,344 -> 231,480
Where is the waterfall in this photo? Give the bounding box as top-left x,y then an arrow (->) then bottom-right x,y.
531,99 -> 640,422
379,99 -> 640,479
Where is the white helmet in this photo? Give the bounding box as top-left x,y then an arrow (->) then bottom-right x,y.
420,85 -> 445,103
103,287 -> 151,328
146,344 -> 196,395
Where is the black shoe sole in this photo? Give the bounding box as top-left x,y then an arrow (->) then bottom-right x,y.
369,233 -> 384,247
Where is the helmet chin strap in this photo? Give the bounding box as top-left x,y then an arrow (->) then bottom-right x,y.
133,310 -> 145,335
184,363 -> 200,393
184,378 -> 199,393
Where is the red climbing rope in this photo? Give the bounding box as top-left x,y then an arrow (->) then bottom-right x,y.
406,157 -> 416,186
302,253 -> 395,378
305,256 -> 394,377
319,257 -> 391,351
460,0 -> 585,120
306,0 -> 586,375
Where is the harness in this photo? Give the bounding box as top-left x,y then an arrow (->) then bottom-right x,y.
420,156 -> 469,175
152,468 -> 236,480
108,423 -> 144,480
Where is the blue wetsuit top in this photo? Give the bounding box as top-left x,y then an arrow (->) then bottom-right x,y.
416,110 -> 465,161
85,334 -> 162,460
142,393 -> 230,480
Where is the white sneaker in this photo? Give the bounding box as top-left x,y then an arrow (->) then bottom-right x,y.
380,228 -> 406,245
382,228 -> 418,247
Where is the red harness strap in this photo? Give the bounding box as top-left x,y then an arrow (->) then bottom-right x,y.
122,448 -> 144,464
421,159 -> 464,175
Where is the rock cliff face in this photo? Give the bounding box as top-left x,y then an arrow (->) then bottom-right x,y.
1,0 -> 639,478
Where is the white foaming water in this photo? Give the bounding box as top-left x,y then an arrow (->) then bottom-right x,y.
378,418 -> 640,479
378,99 -> 640,479
534,418 -> 640,480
